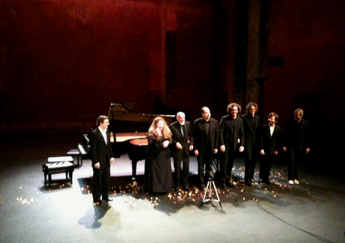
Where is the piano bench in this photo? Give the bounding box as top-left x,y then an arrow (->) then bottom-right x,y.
66,149 -> 82,167
42,156 -> 74,187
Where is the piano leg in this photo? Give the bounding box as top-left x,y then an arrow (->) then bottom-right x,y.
131,160 -> 138,181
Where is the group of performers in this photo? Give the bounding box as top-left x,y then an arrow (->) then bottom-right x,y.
143,103 -> 310,194
89,103 -> 310,204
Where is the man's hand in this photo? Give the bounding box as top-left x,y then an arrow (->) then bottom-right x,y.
176,142 -> 183,150
220,145 -> 225,152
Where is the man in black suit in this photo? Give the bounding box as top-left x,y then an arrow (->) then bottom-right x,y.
283,108 -> 310,185
259,112 -> 281,184
193,106 -> 218,190
219,103 -> 244,188
170,112 -> 194,191
89,115 -> 115,204
242,102 -> 261,186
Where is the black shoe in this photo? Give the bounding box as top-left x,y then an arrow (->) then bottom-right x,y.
260,178 -> 270,185
103,197 -> 113,201
182,185 -> 190,191
264,180 -> 271,185
245,181 -> 252,186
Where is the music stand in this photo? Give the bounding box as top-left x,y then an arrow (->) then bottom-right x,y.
201,158 -> 222,208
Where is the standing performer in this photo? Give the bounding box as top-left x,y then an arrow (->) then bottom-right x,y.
193,106 -> 218,190
89,115 -> 115,205
170,112 -> 194,191
259,112 -> 281,184
283,108 -> 310,185
242,102 -> 261,186
219,103 -> 244,188
144,117 -> 173,193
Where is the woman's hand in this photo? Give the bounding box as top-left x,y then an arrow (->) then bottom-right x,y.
162,140 -> 169,148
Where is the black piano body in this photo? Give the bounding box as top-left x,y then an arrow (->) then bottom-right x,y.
79,103 -> 175,180
108,103 -> 175,179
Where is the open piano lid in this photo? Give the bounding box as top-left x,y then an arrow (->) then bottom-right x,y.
107,103 -> 175,133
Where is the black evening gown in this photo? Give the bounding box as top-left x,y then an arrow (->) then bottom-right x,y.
144,135 -> 173,193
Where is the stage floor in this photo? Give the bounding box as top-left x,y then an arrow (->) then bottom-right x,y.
0,132 -> 344,243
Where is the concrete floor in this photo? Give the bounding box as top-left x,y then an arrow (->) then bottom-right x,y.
0,132 -> 344,243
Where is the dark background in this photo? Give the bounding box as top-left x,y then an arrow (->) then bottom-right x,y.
1,0 -> 344,174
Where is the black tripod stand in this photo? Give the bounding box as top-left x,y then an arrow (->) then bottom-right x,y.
201,159 -> 222,208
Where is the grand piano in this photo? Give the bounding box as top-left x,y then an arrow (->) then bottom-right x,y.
79,102 -> 175,180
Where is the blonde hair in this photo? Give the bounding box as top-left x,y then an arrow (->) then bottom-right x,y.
148,116 -> 172,140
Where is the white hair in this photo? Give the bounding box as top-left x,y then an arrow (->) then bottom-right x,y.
176,111 -> 185,118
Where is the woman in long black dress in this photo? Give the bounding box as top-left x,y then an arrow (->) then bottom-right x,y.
144,117 -> 173,193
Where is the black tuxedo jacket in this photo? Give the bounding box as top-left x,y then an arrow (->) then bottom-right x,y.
284,118 -> 310,148
242,114 -> 261,146
193,117 -> 218,153
260,124 -> 281,155
219,115 -> 244,150
89,128 -> 114,169
170,121 -> 193,157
